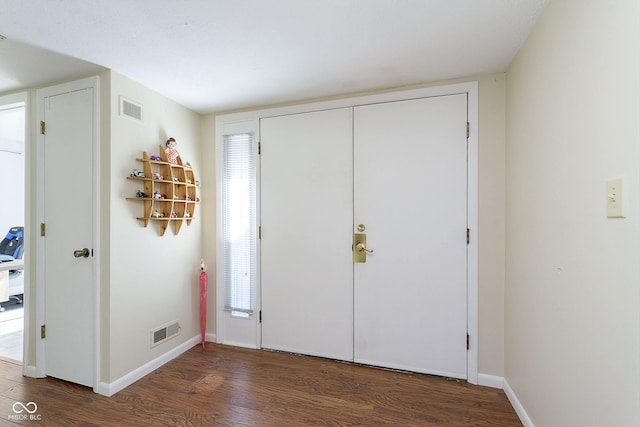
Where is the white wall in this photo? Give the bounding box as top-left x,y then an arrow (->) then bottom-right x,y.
108,71 -> 203,381
505,1 -> 640,425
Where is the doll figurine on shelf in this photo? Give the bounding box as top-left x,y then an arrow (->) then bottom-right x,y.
165,137 -> 179,164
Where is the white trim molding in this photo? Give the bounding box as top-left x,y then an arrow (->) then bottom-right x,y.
96,335 -> 210,397
23,365 -> 40,378
477,373 -> 504,389
504,379 -> 535,427
466,82 -> 479,385
204,332 -> 217,344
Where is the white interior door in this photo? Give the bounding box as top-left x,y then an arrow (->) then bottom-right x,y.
260,108 -> 354,360
260,94 -> 468,378
43,87 -> 95,387
353,95 -> 468,378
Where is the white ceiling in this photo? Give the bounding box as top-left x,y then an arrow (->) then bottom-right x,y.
0,0 -> 548,114
0,37 -> 105,96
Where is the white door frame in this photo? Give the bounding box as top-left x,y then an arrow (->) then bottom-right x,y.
216,81 -> 479,383
215,118 -> 262,349
34,76 -> 101,391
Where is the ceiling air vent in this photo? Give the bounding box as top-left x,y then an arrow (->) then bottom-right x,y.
120,96 -> 143,122
151,320 -> 181,347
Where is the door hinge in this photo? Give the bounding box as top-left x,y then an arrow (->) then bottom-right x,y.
40,223 -> 46,237
466,122 -> 469,139
466,228 -> 470,245
40,121 -> 46,135
259,310 -> 262,323
466,333 -> 470,350
259,226 -> 262,239
41,325 -> 46,339
258,142 -> 261,155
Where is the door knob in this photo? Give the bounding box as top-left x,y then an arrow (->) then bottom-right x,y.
73,248 -> 90,258
354,233 -> 373,263
355,242 -> 374,254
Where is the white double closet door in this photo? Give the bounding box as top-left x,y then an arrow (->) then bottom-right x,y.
261,94 -> 468,379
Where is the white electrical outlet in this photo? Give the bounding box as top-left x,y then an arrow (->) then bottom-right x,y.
606,178 -> 624,218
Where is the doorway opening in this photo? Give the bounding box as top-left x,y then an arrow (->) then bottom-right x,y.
0,100 -> 26,364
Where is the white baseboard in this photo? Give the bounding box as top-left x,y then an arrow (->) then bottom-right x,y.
96,334 -> 203,397
504,378 -> 534,427
23,364 -> 41,378
192,333 -> 218,347
477,373 -> 504,389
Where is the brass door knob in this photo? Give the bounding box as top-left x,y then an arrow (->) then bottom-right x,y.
356,242 -> 374,254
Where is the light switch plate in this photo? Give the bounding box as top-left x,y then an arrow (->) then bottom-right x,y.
606,178 -> 624,218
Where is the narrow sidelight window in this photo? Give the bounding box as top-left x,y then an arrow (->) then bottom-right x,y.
222,133 -> 255,315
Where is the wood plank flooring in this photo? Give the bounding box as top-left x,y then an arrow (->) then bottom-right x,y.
0,343 -> 522,426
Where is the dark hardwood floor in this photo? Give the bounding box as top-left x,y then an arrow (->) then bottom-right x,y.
0,343 -> 521,426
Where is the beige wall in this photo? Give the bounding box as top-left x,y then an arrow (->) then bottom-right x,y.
505,1 -> 640,425
108,71 -> 203,381
204,73 -> 507,377
477,74 -> 506,377
200,114 -> 217,336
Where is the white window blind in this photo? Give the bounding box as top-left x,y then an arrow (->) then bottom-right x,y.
222,133 -> 255,314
